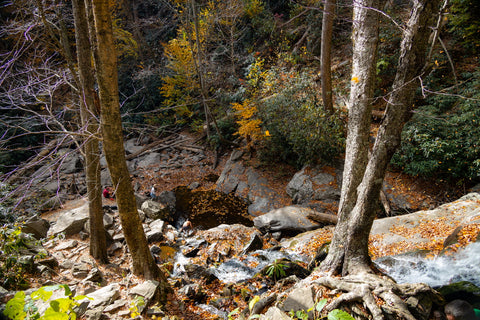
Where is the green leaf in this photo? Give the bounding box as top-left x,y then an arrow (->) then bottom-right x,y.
4,291 -> 27,320
328,309 -> 355,320
316,299 -> 328,313
40,308 -> 69,320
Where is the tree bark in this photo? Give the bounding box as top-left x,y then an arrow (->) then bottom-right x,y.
72,0 -> 107,263
88,0 -> 170,296
321,0 -> 442,276
320,0 -> 336,114
320,0 -> 381,275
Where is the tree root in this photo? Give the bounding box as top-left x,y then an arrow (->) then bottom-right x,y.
314,272 -> 443,320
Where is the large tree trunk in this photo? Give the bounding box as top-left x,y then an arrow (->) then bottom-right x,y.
72,0 -> 107,263
321,0 -> 442,277
320,0 -> 381,275
320,0 -> 336,114
88,0 -> 170,297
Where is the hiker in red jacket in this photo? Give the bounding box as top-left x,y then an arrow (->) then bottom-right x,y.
102,187 -> 115,200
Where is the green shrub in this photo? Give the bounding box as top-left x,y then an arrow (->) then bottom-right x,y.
0,225 -> 45,290
253,64 -> 345,167
3,284 -> 90,320
392,71 -> 480,182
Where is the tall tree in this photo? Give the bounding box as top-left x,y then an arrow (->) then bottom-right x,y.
317,0 -> 444,318
320,0 -> 336,114
72,0 -> 107,263
88,0 -> 170,296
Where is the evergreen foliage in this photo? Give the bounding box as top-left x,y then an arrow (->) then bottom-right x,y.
392,71 -> 480,182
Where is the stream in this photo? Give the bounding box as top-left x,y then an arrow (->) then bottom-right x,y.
374,242 -> 480,288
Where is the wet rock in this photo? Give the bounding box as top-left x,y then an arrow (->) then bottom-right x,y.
22,215 -> 50,239
47,203 -> 89,237
253,206 -> 322,237
437,281 -> 480,306
179,283 -> 205,300
241,233 -> 263,255
157,190 -> 176,212
184,264 -> 218,283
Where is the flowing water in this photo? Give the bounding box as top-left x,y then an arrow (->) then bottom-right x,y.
173,248 -> 308,283
375,242 -> 480,288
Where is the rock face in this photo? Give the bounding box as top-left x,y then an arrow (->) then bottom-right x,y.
286,165 -> 342,212
216,150 -> 284,216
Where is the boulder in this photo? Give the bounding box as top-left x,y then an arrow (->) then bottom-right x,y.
216,151 -> 283,216
279,285 -> 315,318
254,206 -> 322,237
141,200 -> 171,221
85,283 -> 121,309
47,202 -> 89,237
129,280 -> 160,313
22,215 -> 50,239
286,165 -> 342,204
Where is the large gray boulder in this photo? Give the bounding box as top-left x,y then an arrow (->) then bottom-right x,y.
22,215 -> 50,239
47,202 -> 89,237
141,200 -> 172,221
253,206 -> 322,237
286,165 -> 342,207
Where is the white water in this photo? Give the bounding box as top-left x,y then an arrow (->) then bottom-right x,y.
172,248 -> 307,283
375,242 -> 480,288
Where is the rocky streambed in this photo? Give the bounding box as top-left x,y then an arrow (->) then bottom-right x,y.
2,135 -> 480,319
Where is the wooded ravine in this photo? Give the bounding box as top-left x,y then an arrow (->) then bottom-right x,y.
1,0 -> 479,319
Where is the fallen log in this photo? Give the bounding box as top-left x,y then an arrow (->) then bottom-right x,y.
307,211 -> 338,225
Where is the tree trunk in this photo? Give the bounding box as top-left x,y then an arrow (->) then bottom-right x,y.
321,0 -> 441,277
320,0 -> 336,114
88,0 -> 170,296
320,0 -> 381,275
72,0 -> 107,263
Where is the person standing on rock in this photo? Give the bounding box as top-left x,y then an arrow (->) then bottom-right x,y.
150,185 -> 157,201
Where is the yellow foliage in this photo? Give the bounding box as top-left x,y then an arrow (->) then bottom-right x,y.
112,18 -> 138,59
244,0 -> 264,18
232,99 -> 263,144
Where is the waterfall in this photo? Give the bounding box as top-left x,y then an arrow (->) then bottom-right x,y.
375,242 -> 480,288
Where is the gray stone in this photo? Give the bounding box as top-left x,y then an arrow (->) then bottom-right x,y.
129,280 -> 159,302
136,152 -> 162,169
54,240 -> 78,250
141,200 -> 171,221
72,262 -> 91,279
47,203 -> 89,237
261,306 -> 291,320
286,165 -> 342,204
241,233 -> 263,255
85,283 -> 121,308
253,206 -> 322,236
22,215 -> 50,239
84,267 -> 103,283
157,190 -> 176,212
280,286 -> 315,318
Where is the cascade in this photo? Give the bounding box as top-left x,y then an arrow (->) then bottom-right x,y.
375,242 -> 480,288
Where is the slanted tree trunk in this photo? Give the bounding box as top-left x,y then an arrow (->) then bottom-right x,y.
88,0 -> 170,297
320,0 -> 336,114
72,0 -> 107,263
317,0 -> 444,318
